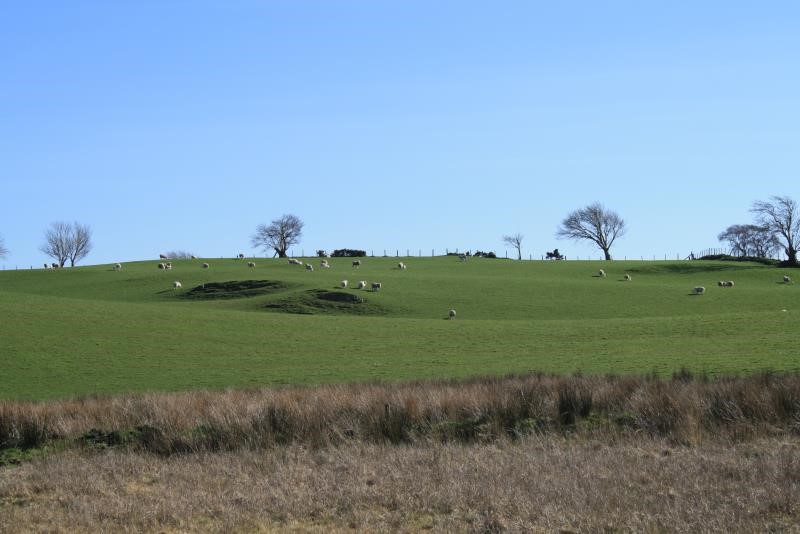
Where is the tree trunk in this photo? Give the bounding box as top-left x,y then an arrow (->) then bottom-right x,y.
603,249 -> 612,261
788,248 -> 798,266
276,249 -> 287,258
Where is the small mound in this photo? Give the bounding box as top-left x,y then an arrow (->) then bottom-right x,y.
263,289 -> 386,315
181,280 -> 289,300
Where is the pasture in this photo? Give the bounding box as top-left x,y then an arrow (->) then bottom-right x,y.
0,256 -> 797,400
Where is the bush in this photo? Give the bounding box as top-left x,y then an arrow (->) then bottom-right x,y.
331,249 -> 366,257
698,254 -> 780,266
473,251 -> 497,258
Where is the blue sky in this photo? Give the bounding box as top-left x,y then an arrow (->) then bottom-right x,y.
2,1 -> 799,267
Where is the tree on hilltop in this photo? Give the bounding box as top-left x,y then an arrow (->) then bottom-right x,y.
40,221 -> 93,267
717,224 -> 779,258
750,195 -> 799,266
502,233 -> 524,260
556,203 -> 626,261
0,234 -> 8,259
251,214 -> 304,258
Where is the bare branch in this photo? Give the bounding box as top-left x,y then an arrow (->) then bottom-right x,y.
0,234 -> 8,259
40,222 -> 93,267
68,222 -> 93,267
251,214 -> 304,258
556,203 -> 626,260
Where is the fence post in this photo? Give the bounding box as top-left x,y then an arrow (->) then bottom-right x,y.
431,249 -> 434,257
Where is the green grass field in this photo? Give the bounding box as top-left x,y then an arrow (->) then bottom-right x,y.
1,256 -> 797,400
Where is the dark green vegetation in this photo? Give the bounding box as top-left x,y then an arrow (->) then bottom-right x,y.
0,257 -> 797,400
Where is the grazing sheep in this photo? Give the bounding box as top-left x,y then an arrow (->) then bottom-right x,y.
305,264 -> 314,271
357,280 -> 367,289
341,280 -> 349,288
247,261 -> 256,268
448,309 -> 456,320
173,281 -> 182,289
398,262 -> 407,270
718,281 -> 725,287
623,273 -> 631,281
458,254 -> 467,262
320,260 -> 330,268
288,258 -> 303,266
598,269 -> 606,278
352,260 -> 361,268
727,280 -> 735,287
371,282 -> 382,292
158,263 -> 166,270
44,263 -> 50,269
693,286 -> 706,295
165,263 -> 173,270
113,263 -> 122,271
202,263 -> 210,269
718,280 -> 734,288
190,255 -> 197,259
784,275 -> 793,284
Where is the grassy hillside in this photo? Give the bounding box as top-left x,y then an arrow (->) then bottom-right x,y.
0,256 -> 797,400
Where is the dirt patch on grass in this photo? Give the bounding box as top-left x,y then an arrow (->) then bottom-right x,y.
263,289 -> 387,315
181,280 -> 289,300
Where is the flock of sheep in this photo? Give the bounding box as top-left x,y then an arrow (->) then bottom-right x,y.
594,268 -> 794,295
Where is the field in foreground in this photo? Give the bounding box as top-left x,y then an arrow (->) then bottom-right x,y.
1,372 -> 799,531
0,256 -> 798,400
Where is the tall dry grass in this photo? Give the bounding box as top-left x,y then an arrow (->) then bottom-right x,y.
1,371 -> 799,454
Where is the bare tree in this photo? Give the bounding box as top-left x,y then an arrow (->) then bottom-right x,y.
40,221 -> 93,267
40,222 -> 72,267
751,196 -> 799,265
717,224 -> 779,258
502,233 -> 524,260
251,214 -> 304,258
556,203 -> 626,261
68,222 -> 92,267
0,234 -> 7,259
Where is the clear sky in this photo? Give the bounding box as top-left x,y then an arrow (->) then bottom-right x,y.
2,1 -> 799,268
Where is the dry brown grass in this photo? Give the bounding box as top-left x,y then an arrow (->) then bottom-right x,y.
1,372 -> 800,531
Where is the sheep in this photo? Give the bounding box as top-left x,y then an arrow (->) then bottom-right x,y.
718,280 -> 734,288
288,258 -> 303,266
398,262 -> 407,270
693,286 -> 706,295
158,263 -> 166,270
623,273 -> 631,281
448,309 -> 456,320
458,254 -> 467,262
190,255 -> 198,260
165,263 -> 173,270
718,281 -> 725,287
173,281 -> 182,289
371,282 -> 382,292
202,263 -> 210,269
357,280 -> 367,289
113,263 -> 122,271
784,275 -> 793,284
320,260 -> 330,268
598,269 -> 606,278
341,280 -> 349,288
352,260 -> 361,268
305,264 -> 314,272
727,281 -> 735,287
52,263 -> 59,269
247,261 -> 256,268
44,263 -> 50,269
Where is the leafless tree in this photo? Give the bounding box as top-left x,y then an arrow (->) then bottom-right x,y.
717,224 -> 779,258
251,214 -> 304,258
502,233 -> 524,260
40,221 -> 93,267
751,195 -> 799,265
556,203 -> 626,261
68,222 -> 92,267
0,234 -> 8,259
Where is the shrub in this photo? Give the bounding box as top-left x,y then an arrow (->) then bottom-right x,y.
331,249 -> 367,257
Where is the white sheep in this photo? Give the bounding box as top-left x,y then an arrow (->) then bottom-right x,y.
352,260 -> 361,268
341,280 -> 348,288
398,262 -> 407,270
202,263 -> 210,269
718,281 -> 725,287
357,280 -> 367,289
726,280 -> 735,288
305,264 -> 314,271
113,263 -> 122,271
173,281 -> 182,289
320,260 -> 330,268
165,263 -> 173,270
288,258 -> 303,266
458,254 -> 467,262
623,273 -> 631,281
158,263 -> 166,270
448,309 -> 456,320
598,269 -> 606,278
784,275 -> 793,284
371,282 -> 382,292
247,261 -> 256,268
693,286 -> 706,295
